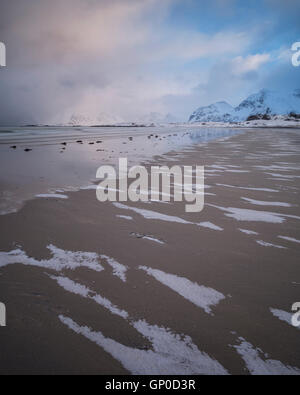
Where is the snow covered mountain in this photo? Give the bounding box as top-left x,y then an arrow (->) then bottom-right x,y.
189,89 -> 300,123
189,102 -> 235,123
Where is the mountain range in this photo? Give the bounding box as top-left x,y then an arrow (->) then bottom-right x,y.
189,89 -> 300,123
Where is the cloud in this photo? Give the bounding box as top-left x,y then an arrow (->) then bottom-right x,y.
231,54 -> 271,75
0,0 -> 299,124
0,0 -> 256,124
0,0 -> 171,123
148,31 -> 250,62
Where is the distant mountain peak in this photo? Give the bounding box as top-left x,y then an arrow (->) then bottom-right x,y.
189,89 -> 300,123
189,101 -> 234,123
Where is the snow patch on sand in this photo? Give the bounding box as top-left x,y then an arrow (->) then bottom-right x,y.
114,204 -> 222,231
0,245 -> 104,272
80,185 -> 98,190
131,232 -> 165,245
113,203 -> 192,225
207,165 -> 227,170
60,315 -> 228,375
217,184 -> 278,193
241,197 -> 291,207
52,274 -> 229,375
239,229 -> 259,235
209,204 -> 286,223
143,236 -> 165,245
139,266 -> 225,314
265,173 -> 300,179
234,338 -> 300,375
255,165 -> 300,172
51,276 -> 128,319
278,236 -> 300,244
256,240 -> 286,249
101,255 -> 128,282
227,170 -> 249,173
270,308 -> 298,329
266,178 -> 292,182
198,222 -> 224,231
117,215 -> 133,221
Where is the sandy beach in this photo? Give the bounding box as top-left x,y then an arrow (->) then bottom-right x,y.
0,127 -> 300,375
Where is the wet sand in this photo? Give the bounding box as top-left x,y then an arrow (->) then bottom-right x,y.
0,128 -> 300,375
0,125 -> 241,215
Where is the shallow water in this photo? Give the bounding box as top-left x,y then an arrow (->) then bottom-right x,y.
0,125 -> 244,215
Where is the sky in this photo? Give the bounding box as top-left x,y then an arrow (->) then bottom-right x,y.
0,0 -> 299,125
